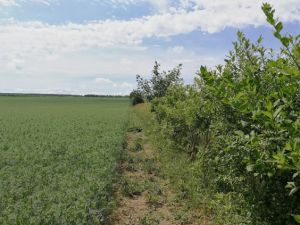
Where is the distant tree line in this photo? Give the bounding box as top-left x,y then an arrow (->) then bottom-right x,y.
0,93 -> 129,98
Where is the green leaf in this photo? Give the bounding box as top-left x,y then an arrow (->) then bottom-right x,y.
239,103 -> 249,113
234,130 -> 244,137
246,164 -> 255,172
293,215 -> 300,223
284,142 -> 292,151
266,101 -> 273,111
273,99 -> 281,107
286,182 -> 296,189
273,105 -> 284,119
275,22 -> 283,33
281,37 -> 291,48
274,31 -> 281,40
262,3 -> 276,26
235,91 -> 244,100
289,187 -> 299,196
293,172 -> 299,179
267,172 -> 273,178
262,111 -> 273,120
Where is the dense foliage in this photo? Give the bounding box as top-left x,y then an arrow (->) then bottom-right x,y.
136,61 -> 183,101
0,97 -> 129,225
129,90 -> 144,106
139,4 -> 300,225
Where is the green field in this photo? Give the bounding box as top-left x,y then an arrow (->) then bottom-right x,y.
0,96 -> 129,225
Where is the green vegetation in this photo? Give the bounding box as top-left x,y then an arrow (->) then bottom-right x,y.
136,61 -> 183,102
1,3 -> 299,225
0,96 -> 129,225
129,90 -> 144,106
136,4 -> 300,225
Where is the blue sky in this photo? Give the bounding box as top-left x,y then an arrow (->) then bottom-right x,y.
0,0 -> 299,95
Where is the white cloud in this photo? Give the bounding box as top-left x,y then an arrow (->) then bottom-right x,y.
168,46 -> 185,54
7,58 -> 24,71
95,77 -> 114,84
95,77 -> 133,89
105,0 -> 300,23
0,74 -> 135,95
120,58 -> 133,65
0,0 -> 299,63
113,82 -> 133,88
0,0 -> 17,6
148,0 -> 170,13
29,0 -> 52,5
176,0 -> 300,32
0,0 -> 298,64
0,0 -> 58,7
103,0 -> 170,12
0,0 -> 299,94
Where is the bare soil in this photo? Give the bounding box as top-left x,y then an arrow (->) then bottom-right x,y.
109,129 -> 212,225
111,132 -> 179,225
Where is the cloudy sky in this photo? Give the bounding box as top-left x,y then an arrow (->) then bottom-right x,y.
0,0 -> 299,95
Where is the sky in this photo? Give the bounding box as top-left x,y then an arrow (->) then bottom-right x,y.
0,0 -> 299,95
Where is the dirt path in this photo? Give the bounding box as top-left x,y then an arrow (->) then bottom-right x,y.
109,129 -> 182,225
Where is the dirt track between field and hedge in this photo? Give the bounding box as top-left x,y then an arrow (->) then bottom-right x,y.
109,129 -> 180,225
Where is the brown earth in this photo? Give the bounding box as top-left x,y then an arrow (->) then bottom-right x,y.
109,130 -> 179,225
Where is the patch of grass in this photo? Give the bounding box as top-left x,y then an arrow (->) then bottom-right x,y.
144,180 -> 164,208
146,192 -> 162,209
122,154 -> 142,172
140,215 -> 159,225
173,207 -> 195,225
130,137 -> 143,152
143,158 -> 159,175
122,177 -> 145,198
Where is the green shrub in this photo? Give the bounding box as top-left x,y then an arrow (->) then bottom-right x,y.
142,3 -> 300,225
136,61 -> 183,101
130,90 -> 144,105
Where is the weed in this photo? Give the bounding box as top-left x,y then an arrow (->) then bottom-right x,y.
122,178 -> 145,198
130,137 -> 143,152
143,158 -> 159,175
140,215 -> 159,225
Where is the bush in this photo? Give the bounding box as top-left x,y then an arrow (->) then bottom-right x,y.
136,61 -> 183,101
147,4 -> 300,225
129,90 -> 144,105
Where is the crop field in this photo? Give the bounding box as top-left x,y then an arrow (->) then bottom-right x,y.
0,96 -> 129,225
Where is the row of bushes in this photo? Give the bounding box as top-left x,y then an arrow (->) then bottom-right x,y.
133,4 -> 300,225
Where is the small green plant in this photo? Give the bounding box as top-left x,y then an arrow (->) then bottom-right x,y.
143,158 -> 159,175
123,155 -> 138,172
130,137 -> 143,152
146,192 -> 162,209
140,215 -> 159,225
173,209 -> 191,225
122,178 -> 145,198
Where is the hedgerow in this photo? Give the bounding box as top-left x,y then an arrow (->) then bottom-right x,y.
137,4 -> 300,225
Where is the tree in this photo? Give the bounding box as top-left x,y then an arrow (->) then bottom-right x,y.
136,61 -> 183,101
129,90 -> 144,105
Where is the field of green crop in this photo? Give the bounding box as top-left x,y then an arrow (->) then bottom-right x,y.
0,96 -> 129,225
